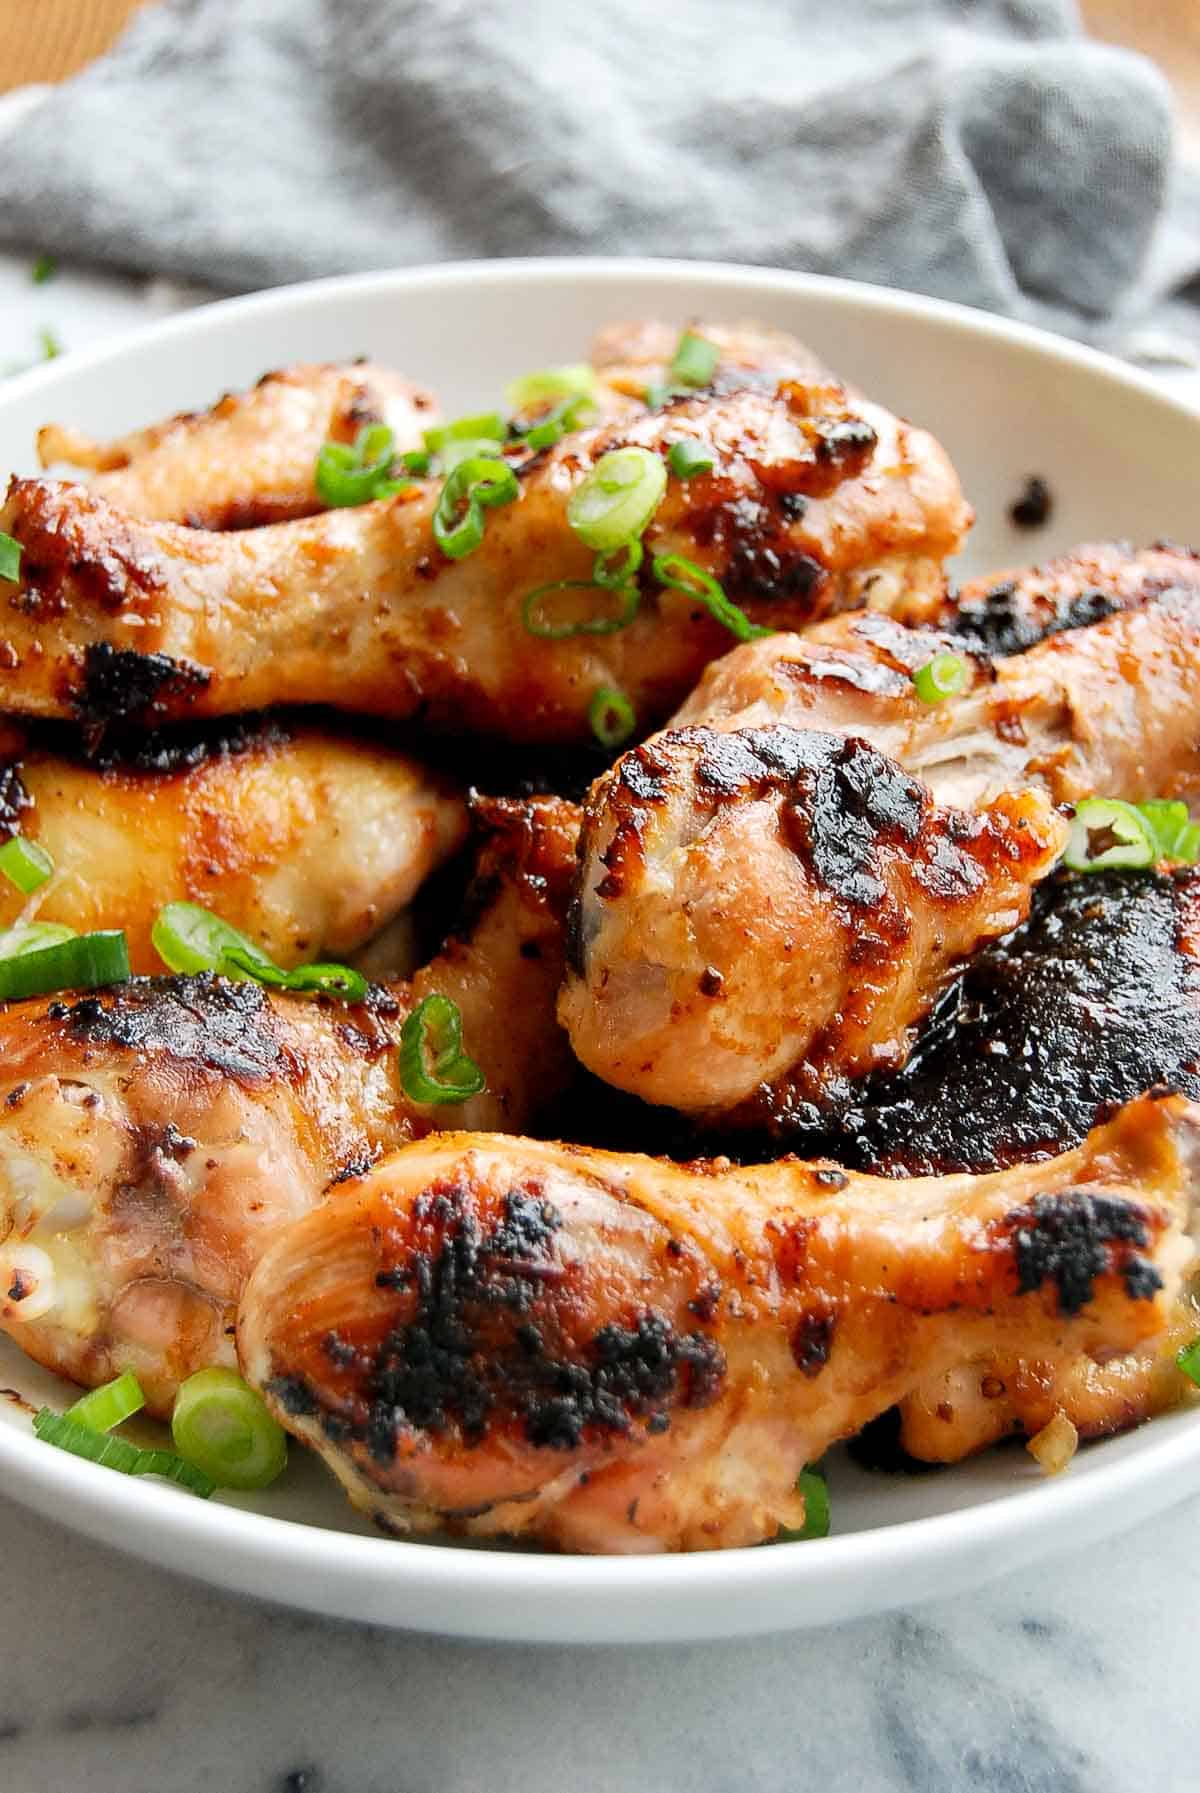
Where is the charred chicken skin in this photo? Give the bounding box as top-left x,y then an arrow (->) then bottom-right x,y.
564,579 -> 1200,1114
0,717 -> 466,972
0,796 -> 577,1412
36,361 -> 439,530
0,375 -> 968,742
238,1093 -> 1200,1553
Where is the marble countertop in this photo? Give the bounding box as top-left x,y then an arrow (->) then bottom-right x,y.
1,237 -> 1198,1792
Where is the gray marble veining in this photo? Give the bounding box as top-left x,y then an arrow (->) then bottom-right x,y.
1,1488 -> 1195,1793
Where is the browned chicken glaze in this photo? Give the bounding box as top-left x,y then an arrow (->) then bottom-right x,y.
944,540 -> 1200,656
0,377 -> 969,742
589,318 -> 828,401
36,361 -> 439,530
0,796 -> 577,1411
0,717 -> 466,971
238,1092 -> 1200,1553
564,580 -> 1200,1114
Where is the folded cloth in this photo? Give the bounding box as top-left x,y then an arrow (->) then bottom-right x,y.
0,0 -> 1196,348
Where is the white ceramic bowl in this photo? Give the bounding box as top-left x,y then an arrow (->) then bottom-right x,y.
1,258 -> 1198,1645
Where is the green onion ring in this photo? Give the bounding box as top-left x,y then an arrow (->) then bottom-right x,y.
566,447 -> 667,552
522,578 -> 640,640
433,455 -> 519,560
588,687 -> 637,749
1062,799 -> 1158,873
651,551 -> 772,642
33,1408 -> 214,1496
0,834 -> 53,894
913,652 -> 971,705
152,901 -> 367,1001
398,993 -> 486,1105
66,1371 -> 145,1433
171,1367 -> 288,1491
0,929 -> 129,1002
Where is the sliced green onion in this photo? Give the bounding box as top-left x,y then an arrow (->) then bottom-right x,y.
152,902 -> 367,1001
517,394 -> 596,452
315,423 -> 408,508
668,438 -> 715,479
1175,822 -> 1200,864
433,455 -> 519,560
1177,1337 -> 1200,1386
913,652 -> 970,704
567,447 -> 667,552
0,834 -> 53,894
0,532 -> 20,583
423,413 -> 506,457
523,578 -> 640,640
777,1469 -> 831,1542
39,328 -> 61,362
669,329 -> 720,388
66,1371 -> 145,1433
398,993 -> 485,1105
33,1408 -> 214,1496
1138,799 -> 1198,862
171,1367 -> 288,1491
0,929 -> 129,1001
400,449 -> 432,477
506,364 -> 598,412
589,687 -> 637,749
31,254 -> 56,285
0,922 -> 76,959
652,552 -> 771,642
1063,799 -> 1158,873
593,539 -> 644,588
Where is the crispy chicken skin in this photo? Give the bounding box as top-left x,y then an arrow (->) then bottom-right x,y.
0,719 -> 466,971
0,796 -> 577,1411
238,1093 -> 1200,1553
0,376 -> 969,742
564,580 -> 1200,1112
36,361 -> 439,530
943,541 -> 1200,656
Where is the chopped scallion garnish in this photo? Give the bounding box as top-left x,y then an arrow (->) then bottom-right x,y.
152,902 -> 367,1001
0,928 -> 129,1002
432,455 -> 519,559
39,328 -> 61,362
315,422 -> 410,508
913,651 -> 970,704
30,254 -> 56,285
651,552 -> 771,642
171,1367 -> 288,1491
588,686 -> 637,749
523,576 -> 640,640
1062,799 -> 1159,873
33,1407 -> 215,1496
668,438 -> 715,479
1139,800 -> 1198,861
777,1468 -> 831,1541
423,413 -> 507,456
0,532 -> 20,583
66,1371 -> 145,1433
506,365 -> 597,413
0,834 -> 53,894
669,329 -> 720,388
1177,1338 -> 1200,1386
566,447 -> 666,552
398,993 -> 485,1105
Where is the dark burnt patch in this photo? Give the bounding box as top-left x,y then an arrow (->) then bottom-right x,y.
1004,1188 -> 1160,1316
351,1182 -> 725,1462
73,643 -> 211,737
55,973 -> 289,1084
1008,475 -> 1053,530
765,870 -> 1200,1174
949,579 -> 1124,657
0,755 -> 30,842
791,1310 -> 836,1377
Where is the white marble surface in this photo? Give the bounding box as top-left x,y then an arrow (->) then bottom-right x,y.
1,233 -> 1199,1791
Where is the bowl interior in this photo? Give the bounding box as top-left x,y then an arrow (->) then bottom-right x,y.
0,259 -> 1197,1642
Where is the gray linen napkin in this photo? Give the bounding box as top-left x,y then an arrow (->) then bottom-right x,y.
0,0 -> 1195,347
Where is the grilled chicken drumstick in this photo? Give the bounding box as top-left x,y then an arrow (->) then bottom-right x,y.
0,375 -> 968,741
564,575 -> 1200,1114
37,361 -> 439,530
0,718 -> 466,971
238,1092 -> 1199,1553
0,796 -> 577,1411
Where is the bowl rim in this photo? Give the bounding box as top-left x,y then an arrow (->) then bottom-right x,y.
1,253 -> 1198,1640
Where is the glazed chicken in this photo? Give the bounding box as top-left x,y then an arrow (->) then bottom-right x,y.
563,577 -> 1200,1114
0,795 -> 577,1411
0,717 -> 466,971
36,360 -> 439,530
238,1092 -> 1200,1553
776,867 -> 1200,1166
0,376 -> 969,741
